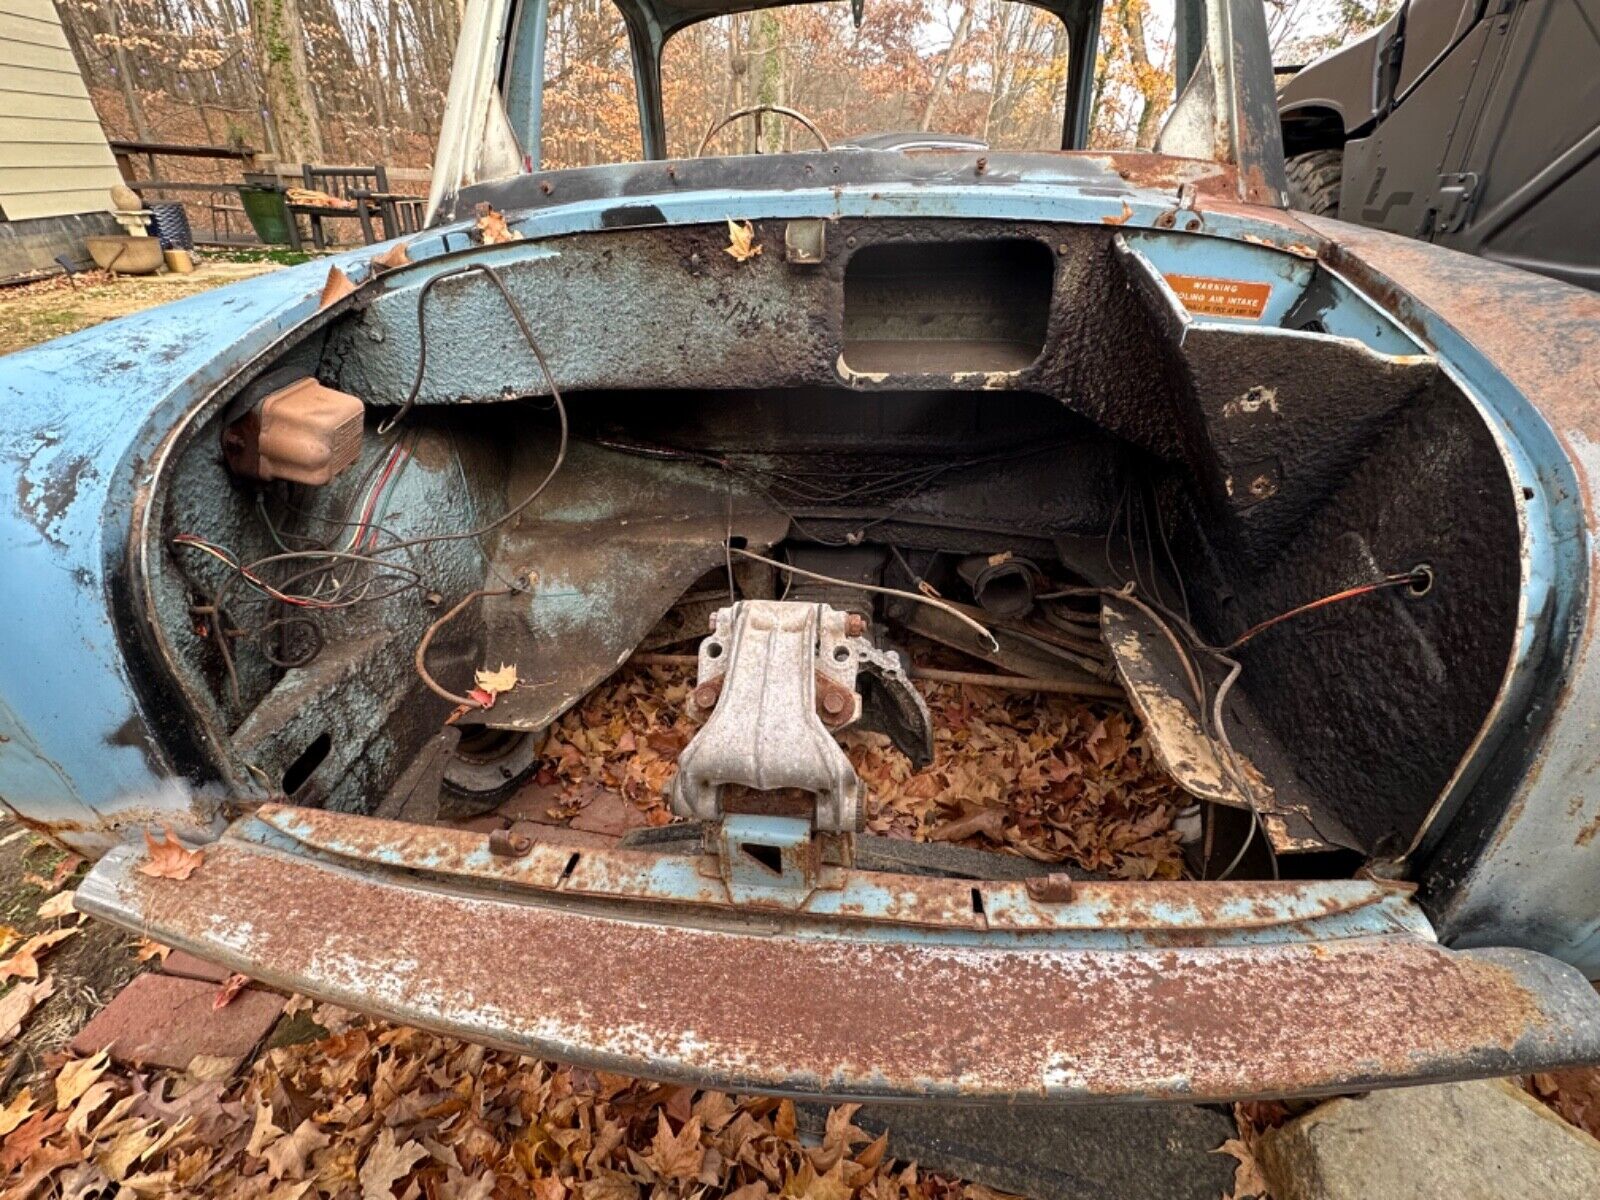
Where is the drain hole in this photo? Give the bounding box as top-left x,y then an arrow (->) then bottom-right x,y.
1407,564 -> 1435,599
740,842 -> 785,874
559,852 -> 581,883
970,887 -> 985,916
281,731 -> 331,797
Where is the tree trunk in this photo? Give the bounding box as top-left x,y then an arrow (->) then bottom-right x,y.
1121,0 -> 1162,150
920,4 -> 971,132
104,0 -> 153,141
250,0 -> 325,164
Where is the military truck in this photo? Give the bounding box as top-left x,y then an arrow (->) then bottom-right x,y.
1278,0 -> 1599,290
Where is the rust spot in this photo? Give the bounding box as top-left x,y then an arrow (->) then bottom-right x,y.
90,834 -> 1576,1102
1101,202 -> 1134,227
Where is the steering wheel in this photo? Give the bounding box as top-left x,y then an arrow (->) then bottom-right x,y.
696,104 -> 831,156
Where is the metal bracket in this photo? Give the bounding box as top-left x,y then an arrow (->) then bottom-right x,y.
671,601 -> 864,832
670,601 -> 930,836
1435,172 -> 1480,234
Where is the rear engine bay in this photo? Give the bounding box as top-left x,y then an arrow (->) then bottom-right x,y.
133,217 -> 1519,895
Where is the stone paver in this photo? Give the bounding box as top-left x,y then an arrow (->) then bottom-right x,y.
69,972 -> 285,1072
160,949 -> 234,983
1259,1078 -> 1600,1200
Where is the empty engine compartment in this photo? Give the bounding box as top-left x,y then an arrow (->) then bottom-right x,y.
135,217 -> 1522,887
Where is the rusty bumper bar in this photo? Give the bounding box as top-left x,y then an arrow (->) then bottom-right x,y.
77,819 -> 1600,1102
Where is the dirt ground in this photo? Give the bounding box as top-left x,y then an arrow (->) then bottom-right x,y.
0,255 -> 298,357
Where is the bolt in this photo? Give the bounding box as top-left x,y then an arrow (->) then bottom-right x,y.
975,156 -> 988,175
821,690 -> 847,716
693,682 -> 722,710
845,613 -> 867,637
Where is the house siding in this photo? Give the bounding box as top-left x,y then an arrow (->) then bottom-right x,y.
0,0 -> 121,222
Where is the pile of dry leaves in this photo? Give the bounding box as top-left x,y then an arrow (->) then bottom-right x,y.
0,999 -> 1015,1200
535,663 -> 1186,879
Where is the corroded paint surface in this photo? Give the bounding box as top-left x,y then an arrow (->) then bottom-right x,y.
78,836 -> 1600,1100
257,804 -> 1424,940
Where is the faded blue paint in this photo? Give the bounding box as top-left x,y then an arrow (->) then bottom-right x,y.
0,246 -> 383,851
255,804 -> 1432,949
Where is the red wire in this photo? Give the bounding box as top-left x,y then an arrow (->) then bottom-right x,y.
1224,571 -> 1426,651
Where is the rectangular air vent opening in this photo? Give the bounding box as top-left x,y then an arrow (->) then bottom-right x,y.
842,238 -> 1054,375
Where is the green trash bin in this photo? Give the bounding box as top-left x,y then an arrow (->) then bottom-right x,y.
239,184 -> 293,246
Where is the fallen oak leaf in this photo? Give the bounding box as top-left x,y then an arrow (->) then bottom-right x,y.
63,1078 -> 118,1136
263,1118 -> 330,1182
639,1110 -> 704,1183
358,1126 -> 429,1200
0,1107 -> 68,1175
0,1089 -> 34,1138
0,974 -> 54,1044
54,1047 -> 110,1111
1212,1135 -> 1268,1200
213,973 -> 250,1010
22,853 -> 83,893
246,1098 -> 285,1157
35,890 -> 77,920
133,938 -> 171,964
137,828 -> 203,881
0,927 -> 77,981
724,219 -> 762,262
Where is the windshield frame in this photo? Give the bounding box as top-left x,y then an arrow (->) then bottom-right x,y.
427,0 -> 1289,220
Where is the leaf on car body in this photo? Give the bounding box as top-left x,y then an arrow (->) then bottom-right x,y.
137,828 -> 203,881
474,663 -> 519,699
474,203 -> 522,245
725,219 -> 762,262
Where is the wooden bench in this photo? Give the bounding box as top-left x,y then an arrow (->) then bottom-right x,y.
286,164 -> 424,250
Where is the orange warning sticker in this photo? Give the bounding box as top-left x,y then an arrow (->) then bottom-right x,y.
1163,274 -> 1273,320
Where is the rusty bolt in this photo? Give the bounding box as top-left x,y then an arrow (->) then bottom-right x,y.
975,156 -> 988,175
1025,873 -> 1075,903
844,613 -> 867,637
488,828 -> 533,858
693,682 -> 722,711
821,690 -> 848,716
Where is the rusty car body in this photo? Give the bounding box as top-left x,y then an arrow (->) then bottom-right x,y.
3,0 -> 1600,1103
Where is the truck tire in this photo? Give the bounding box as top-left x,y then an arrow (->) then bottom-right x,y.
1285,148 -> 1343,216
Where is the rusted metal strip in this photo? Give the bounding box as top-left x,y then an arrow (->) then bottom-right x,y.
77,836 -> 1600,1102
255,804 -> 1420,938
